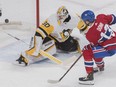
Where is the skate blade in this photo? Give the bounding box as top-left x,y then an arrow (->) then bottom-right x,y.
12,61 -> 28,67
78,80 -> 94,85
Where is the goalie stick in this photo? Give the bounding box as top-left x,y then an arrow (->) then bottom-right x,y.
48,54 -> 82,84
1,30 -> 79,65
39,50 -> 62,64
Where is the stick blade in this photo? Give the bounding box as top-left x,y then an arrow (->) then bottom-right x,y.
47,79 -> 59,84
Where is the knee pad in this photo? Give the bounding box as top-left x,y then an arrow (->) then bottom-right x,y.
42,40 -> 56,55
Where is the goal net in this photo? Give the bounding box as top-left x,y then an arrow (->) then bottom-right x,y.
0,0 -> 37,30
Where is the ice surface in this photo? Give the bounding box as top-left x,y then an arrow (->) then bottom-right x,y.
0,0 -> 116,87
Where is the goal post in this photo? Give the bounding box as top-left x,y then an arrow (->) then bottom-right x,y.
36,0 -> 39,28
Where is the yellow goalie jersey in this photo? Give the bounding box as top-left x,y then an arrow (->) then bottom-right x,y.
36,14 -> 80,42
26,13 -> 81,57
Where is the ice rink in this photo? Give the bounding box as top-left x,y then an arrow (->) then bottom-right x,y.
0,0 -> 116,87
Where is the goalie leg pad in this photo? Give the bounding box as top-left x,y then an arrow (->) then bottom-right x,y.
26,36 -> 43,56
24,40 -> 56,64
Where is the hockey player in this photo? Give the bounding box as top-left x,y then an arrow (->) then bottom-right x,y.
15,6 -> 82,66
78,10 -> 116,85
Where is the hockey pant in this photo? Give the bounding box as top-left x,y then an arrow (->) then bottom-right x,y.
54,36 -> 80,52
82,45 -> 116,74
21,38 -> 56,64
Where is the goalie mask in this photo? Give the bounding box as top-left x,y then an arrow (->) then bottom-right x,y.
57,6 -> 69,25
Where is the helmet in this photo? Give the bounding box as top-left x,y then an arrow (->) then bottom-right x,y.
57,6 -> 69,24
81,10 -> 95,23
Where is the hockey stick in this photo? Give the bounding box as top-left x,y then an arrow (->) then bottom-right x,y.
39,50 -> 62,64
48,54 -> 82,84
2,30 -> 29,45
61,55 -> 77,65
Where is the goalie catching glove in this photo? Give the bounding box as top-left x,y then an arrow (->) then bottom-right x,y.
62,29 -> 72,38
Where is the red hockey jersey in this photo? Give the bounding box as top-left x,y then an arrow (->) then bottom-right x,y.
86,14 -> 116,50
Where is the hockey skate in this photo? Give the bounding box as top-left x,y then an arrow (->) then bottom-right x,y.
15,55 -> 29,66
79,72 -> 94,85
93,65 -> 104,73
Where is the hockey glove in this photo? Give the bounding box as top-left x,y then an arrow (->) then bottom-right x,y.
63,29 -> 72,37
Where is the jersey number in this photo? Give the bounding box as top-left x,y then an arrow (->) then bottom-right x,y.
98,24 -> 115,42
42,21 -> 50,28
